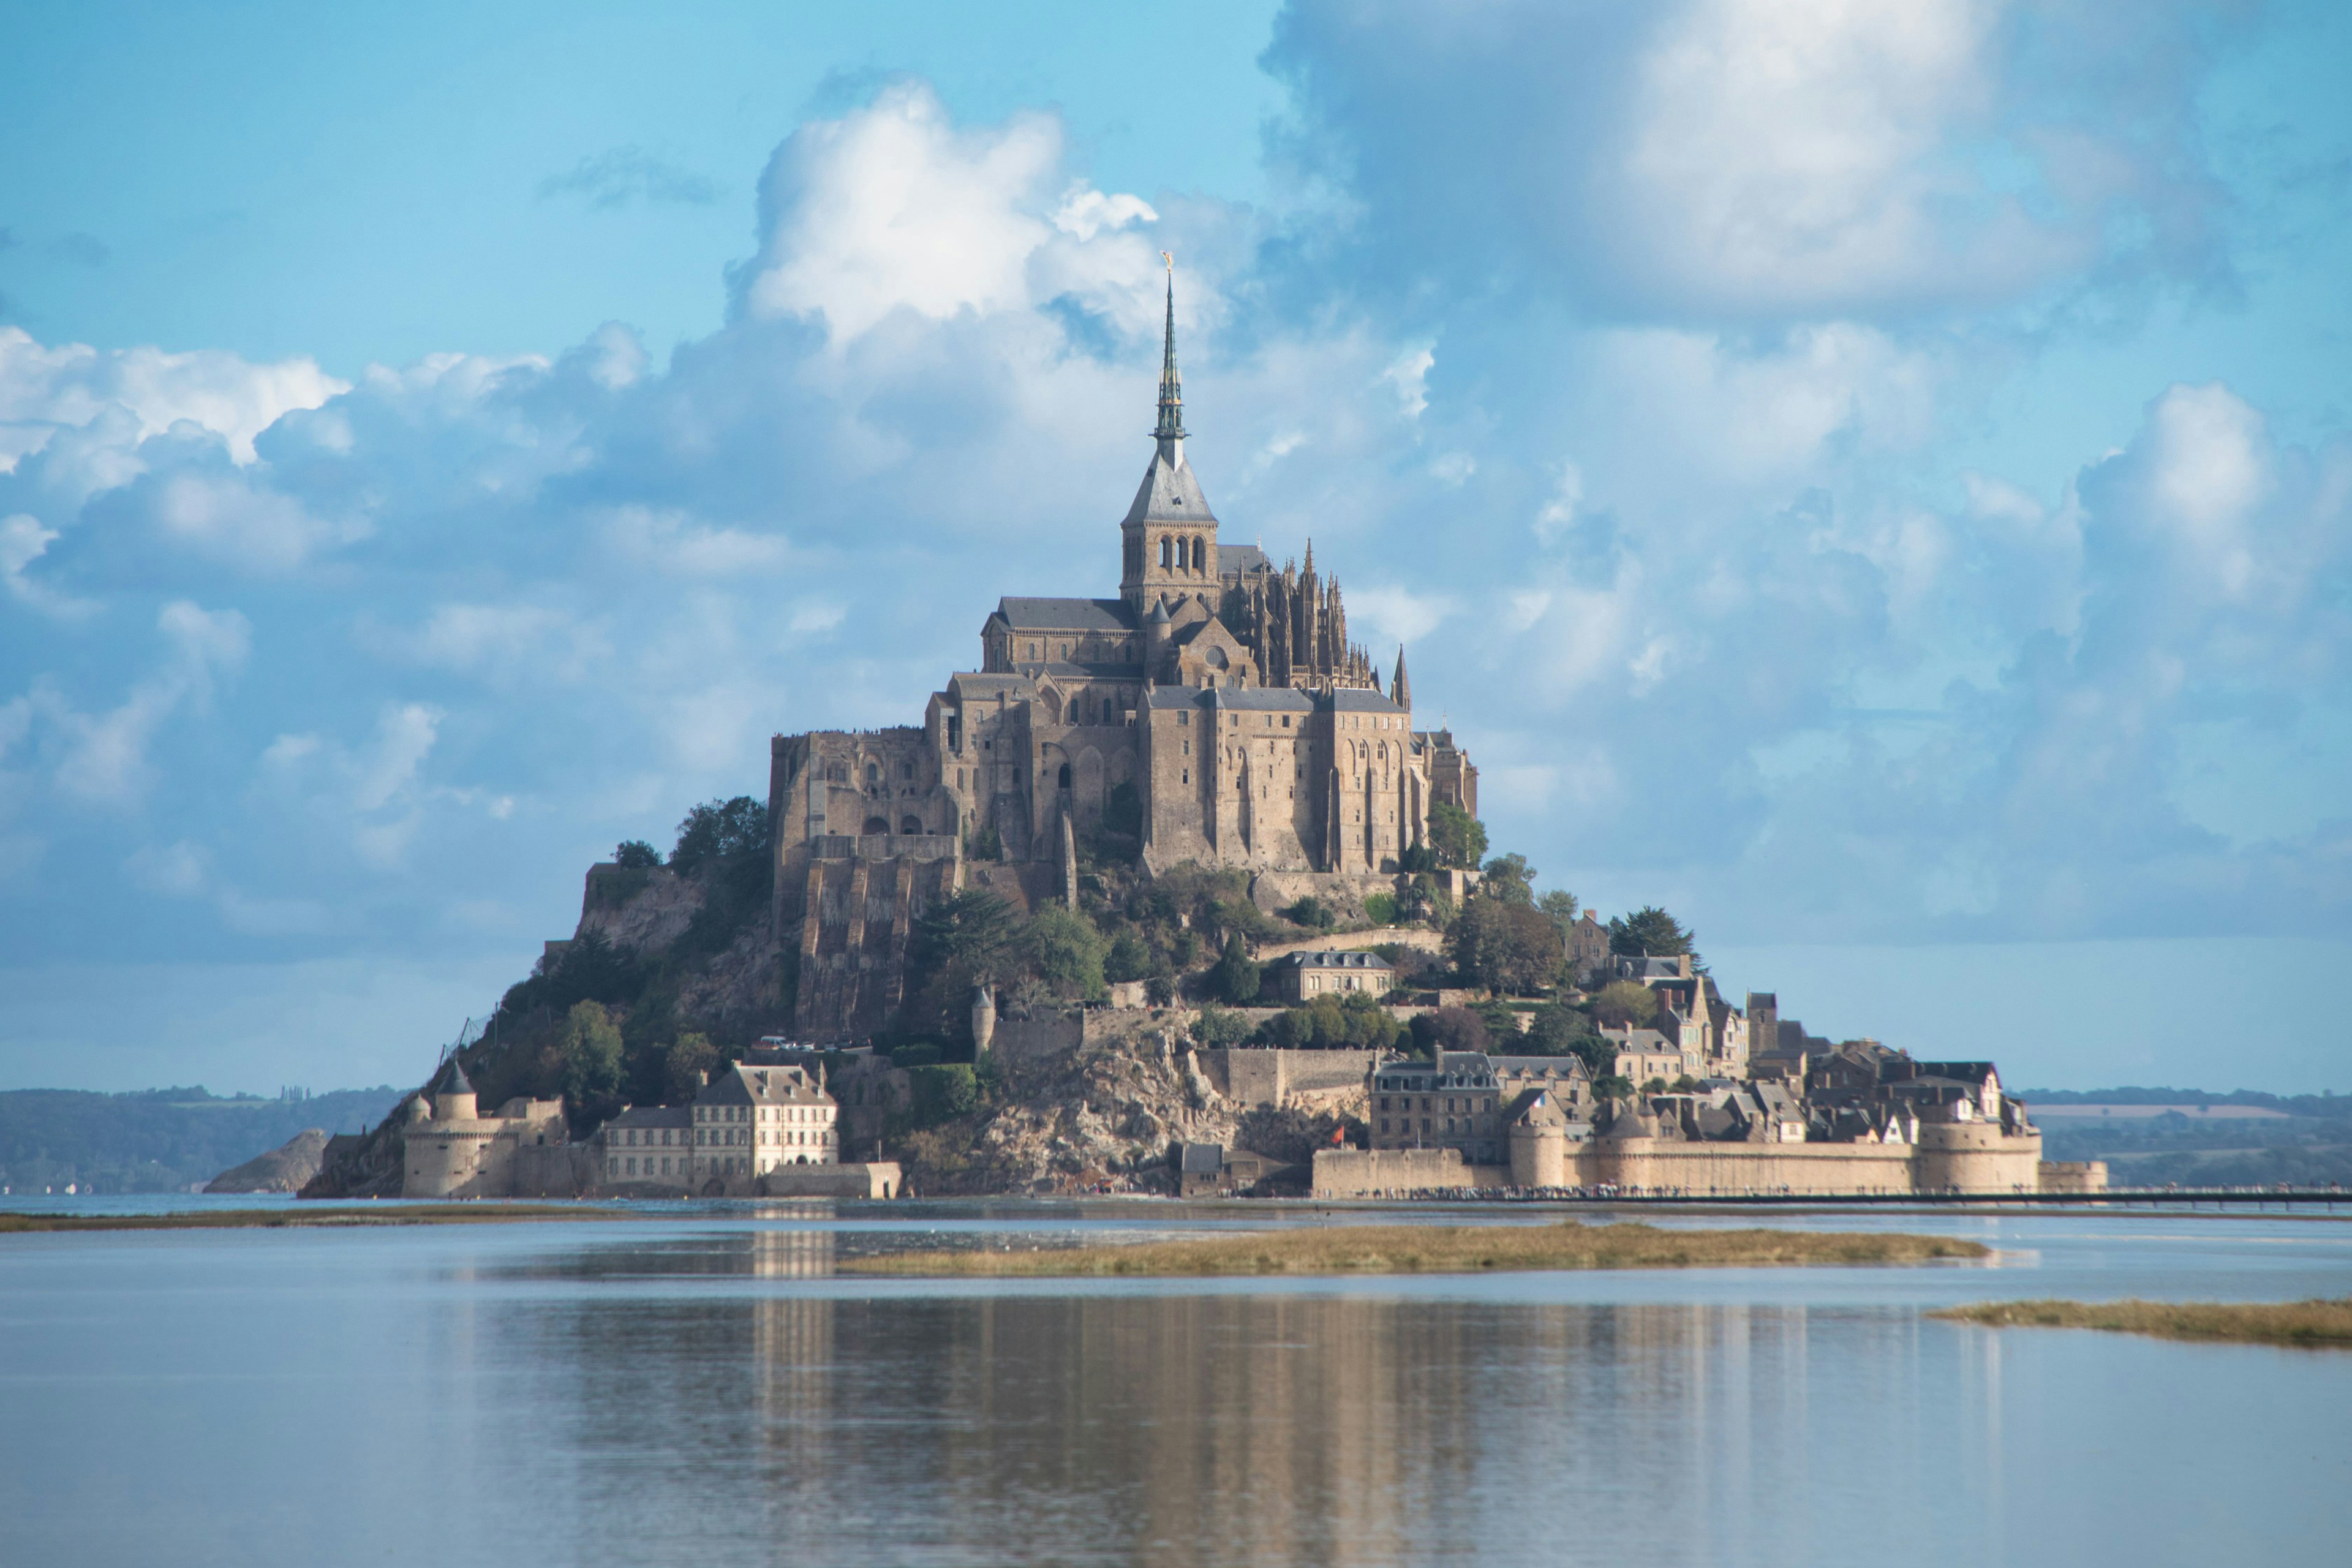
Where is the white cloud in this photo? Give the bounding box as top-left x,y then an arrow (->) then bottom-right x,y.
0,325 -> 345,468
39,601 -> 249,805
743,81 -> 1065,339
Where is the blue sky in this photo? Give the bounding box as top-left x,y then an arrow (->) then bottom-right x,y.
3,0 -> 2348,1094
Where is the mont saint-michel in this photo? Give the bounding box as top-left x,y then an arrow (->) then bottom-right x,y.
301,277 -> 2092,1208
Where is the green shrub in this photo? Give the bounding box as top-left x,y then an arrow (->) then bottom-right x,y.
891,1041 -> 944,1068
1260,993 -> 1403,1052
1363,892 -> 1398,925
1104,932 -> 1152,984
1189,1003 -> 1256,1049
1284,896 -> 1336,930
907,1063 -> 979,1125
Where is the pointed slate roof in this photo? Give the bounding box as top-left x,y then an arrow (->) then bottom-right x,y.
1123,448 -> 1217,527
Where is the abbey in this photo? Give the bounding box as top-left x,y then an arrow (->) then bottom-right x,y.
769,273 -> 1476,1036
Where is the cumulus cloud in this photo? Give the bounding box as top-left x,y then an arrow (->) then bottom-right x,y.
1,62 -> 2342,992
0,326 -> 346,467
1265,0 -> 2241,322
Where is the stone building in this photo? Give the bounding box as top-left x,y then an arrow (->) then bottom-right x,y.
596,1063 -> 842,1196
399,1057 -> 567,1198
768,270 -> 1478,1038
1267,948 -> 1395,1003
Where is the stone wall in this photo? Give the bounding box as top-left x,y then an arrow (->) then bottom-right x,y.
2037,1159 -> 2108,1194
1328,1124 -> 2054,1197
1252,925 -> 1444,963
989,1008 -> 1088,1072
1196,1047 -> 1383,1110
1310,1147 -> 1513,1197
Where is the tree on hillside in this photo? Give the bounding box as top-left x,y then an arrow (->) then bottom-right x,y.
560,1001 -> 624,1114
1261,993 -> 1403,1052
1607,905 -> 1700,967
662,1032 -> 718,1103
1590,980 -> 1660,1028
613,839 -> 662,869
1479,853 -> 1536,905
1020,904 -> 1107,1001
1450,894 -> 1564,995
1426,801 -> 1487,870
1411,1006 -> 1490,1056
669,796 -> 769,877
1529,1003 -> 1615,1079
1189,1003 -> 1257,1049
909,891 -> 1017,986
1537,889 -> 1580,935
1210,933 -> 1262,1005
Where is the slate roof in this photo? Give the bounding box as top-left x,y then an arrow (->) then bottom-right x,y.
1178,1142 -> 1225,1175
1123,450 -> 1219,527
1219,543 -> 1272,576
1331,688 -> 1405,714
992,597 -> 1138,633
698,1065 -> 832,1108
947,671 -> 1040,701
601,1106 -> 691,1131
1206,686 -> 1316,712
1272,949 -> 1393,971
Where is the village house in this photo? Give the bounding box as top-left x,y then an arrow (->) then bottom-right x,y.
1267,948 -> 1395,1003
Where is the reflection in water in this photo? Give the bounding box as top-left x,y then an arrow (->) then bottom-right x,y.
7,1215 -> 2350,1567
483,1246 -> 2030,1568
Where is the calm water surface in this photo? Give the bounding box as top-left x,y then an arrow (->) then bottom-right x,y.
2,1198 -> 2347,1567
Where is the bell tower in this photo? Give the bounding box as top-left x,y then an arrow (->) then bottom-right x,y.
1120,255 -> 1219,616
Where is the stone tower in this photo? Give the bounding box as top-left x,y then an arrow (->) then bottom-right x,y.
1120,258 -> 1221,617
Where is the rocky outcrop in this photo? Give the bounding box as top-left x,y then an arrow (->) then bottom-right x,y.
576,864 -> 703,952
206,1128 -> 330,1193
890,1011 -> 1359,1196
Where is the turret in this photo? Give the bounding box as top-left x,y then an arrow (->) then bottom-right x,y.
434,1055 -> 477,1122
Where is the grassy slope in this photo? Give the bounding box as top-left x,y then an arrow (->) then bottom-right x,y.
1932,1297 -> 2352,1348
842,1219 -> 1988,1276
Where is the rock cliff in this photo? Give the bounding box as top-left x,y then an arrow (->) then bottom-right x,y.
206,1128 -> 330,1193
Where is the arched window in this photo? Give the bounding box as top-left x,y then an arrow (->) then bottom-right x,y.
900,815 -> 922,834
862,816 -> 889,835
865,762 -> 880,785
1057,763 -> 1072,790
1191,537 -> 1207,571
1159,536 -> 1172,570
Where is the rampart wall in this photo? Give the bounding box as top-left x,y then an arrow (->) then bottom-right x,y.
1323,1124 -> 2053,1197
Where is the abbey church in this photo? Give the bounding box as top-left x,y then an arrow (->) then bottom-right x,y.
769,273 -> 1477,1036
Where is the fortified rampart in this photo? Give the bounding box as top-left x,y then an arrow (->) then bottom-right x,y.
1322,1121 -> 2062,1197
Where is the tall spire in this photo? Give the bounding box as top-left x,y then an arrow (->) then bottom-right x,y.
1393,645 -> 1412,711
1154,252 -> 1185,459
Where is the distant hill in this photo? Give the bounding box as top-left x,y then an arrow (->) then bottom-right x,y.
2016,1087 -> 2352,1186
2016,1087 -> 2352,1118
0,1086 -> 405,1194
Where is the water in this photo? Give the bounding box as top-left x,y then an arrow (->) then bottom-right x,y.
2,1198 -> 2347,1566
